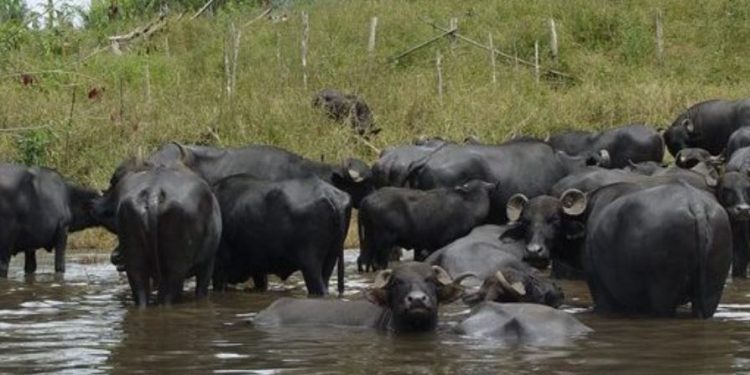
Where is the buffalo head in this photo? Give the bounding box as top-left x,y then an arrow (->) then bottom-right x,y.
367,263 -> 470,332
500,189 -> 587,267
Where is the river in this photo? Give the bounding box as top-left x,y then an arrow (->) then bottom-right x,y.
2,251 -> 750,374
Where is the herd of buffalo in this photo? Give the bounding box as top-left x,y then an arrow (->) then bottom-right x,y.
3,97 -> 750,342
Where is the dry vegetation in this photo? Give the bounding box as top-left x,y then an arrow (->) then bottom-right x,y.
2,0 -> 750,248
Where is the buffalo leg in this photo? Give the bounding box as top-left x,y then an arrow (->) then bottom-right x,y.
252,274 -> 268,291
24,250 -> 37,274
301,268 -> 326,296
159,277 -> 184,306
731,220 -> 749,278
0,252 -> 9,279
195,257 -> 214,300
53,227 -> 69,274
127,271 -> 150,308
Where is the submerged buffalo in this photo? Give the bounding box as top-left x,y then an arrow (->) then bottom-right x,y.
455,302 -> 591,345
312,89 -> 380,137
357,180 -> 495,271
253,263 -> 468,332
547,124 -> 664,168
585,183 -> 731,318
212,175 -> 351,295
424,225 -> 563,307
94,162 -> 222,306
664,98 -> 750,156
0,164 -> 100,278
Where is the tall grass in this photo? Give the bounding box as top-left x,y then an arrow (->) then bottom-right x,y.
2,0 -> 750,187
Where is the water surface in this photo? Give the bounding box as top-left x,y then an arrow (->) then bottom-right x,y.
2,251 -> 750,374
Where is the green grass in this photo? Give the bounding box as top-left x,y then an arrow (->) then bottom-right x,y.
3,0 -> 750,188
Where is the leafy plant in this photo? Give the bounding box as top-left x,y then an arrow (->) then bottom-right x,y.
15,128 -> 55,166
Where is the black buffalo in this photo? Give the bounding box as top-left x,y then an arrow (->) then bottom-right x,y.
727,127 -> 750,158
547,124 -> 664,168
664,98 -> 750,156
121,143 -> 373,208
94,163 -> 222,306
423,225 -> 563,308
717,146 -> 750,278
312,89 -> 379,137
403,142 -> 593,222
253,263 -> 468,333
212,175 -> 351,295
717,171 -> 750,277
371,140 -> 448,188
584,183 -> 731,317
455,302 -> 591,345
499,189 -> 588,279
357,180 -> 495,271
0,164 -> 100,278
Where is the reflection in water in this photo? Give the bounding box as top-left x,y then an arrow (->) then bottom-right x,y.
0,251 -> 750,373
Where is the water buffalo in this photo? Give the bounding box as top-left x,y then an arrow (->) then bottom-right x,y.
547,124 -> 664,168
664,98 -> 750,156
584,183 -> 731,317
499,189 -> 588,279
211,175 -> 351,295
403,142 -> 594,222
726,146 -> 750,175
253,263 -> 468,333
95,163 -> 222,306
454,302 -> 591,345
312,89 -> 380,137
0,164 -> 100,278
727,127 -> 750,158
120,143 -> 373,208
674,148 -> 724,170
423,225 -> 564,307
371,140 -> 448,188
717,171 -> 750,277
357,180 -> 495,271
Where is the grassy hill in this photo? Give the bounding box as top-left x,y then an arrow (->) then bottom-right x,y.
2,0 -> 750,189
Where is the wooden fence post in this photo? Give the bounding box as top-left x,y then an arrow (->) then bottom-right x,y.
655,9 -> 664,64
548,18 -> 558,64
449,17 -> 458,51
436,50 -> 443,103
534,41 -> 540,83
301,12 -> 310,89
368,16 -> 378,63
488,33 -> 497,84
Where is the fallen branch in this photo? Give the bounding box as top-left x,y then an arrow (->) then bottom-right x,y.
109,14 -> 168,54
420,18 -> 575,80
353,134 -> 382,155
243,7 -> 272,28
191,0 -> 217,20
390,27 -> 457,62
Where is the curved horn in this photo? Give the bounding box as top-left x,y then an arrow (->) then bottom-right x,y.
451,272 -> 478,286
171,142 -> 189,164
543,131 -> 551,143
348,168 -> 363,183
598,149 -> 611,165
495,270 -> 526,298
506,194 -> 529,222
560,189 -> 587,216
432,265 -> 453,286
372,269 -> 393,289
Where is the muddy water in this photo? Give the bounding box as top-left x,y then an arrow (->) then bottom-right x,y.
2,251 -> 750,374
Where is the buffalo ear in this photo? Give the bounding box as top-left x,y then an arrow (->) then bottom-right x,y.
506,194 -> 529,222
367,269 -> 393,306
560,189 -> 587,216
366,288 -> 389,306
682,118 -> 695,134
